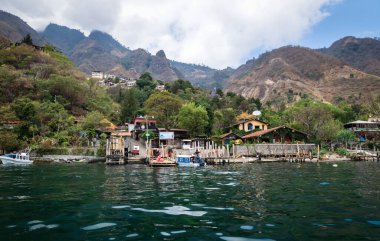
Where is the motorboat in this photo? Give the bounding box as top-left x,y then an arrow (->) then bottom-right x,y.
177,153 -> 206,167
0,149 -> 33,165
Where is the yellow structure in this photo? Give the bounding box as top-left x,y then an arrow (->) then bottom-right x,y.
234,118 -> 269,132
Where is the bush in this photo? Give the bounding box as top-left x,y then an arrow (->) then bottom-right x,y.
35,148 -> 69,156
335,148 -> 349,157
71,148 -> 95,156
96,147 -> 106,157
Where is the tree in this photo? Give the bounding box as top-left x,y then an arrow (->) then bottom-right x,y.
336,129 -> 357,149
0,131 -> 22,152
136,72 -> 156,89
283,99 -> 343,143
216,88 -> 224,97
176,102 -> 209,137
38,101 -> 73,133
212,108 -> 237,135
13,97 -> 39,139
121,88 -> 139,123
168,79 -> 194,94
81,111 -> 105,141
144,91 -> 184,129
21,34 -> 33,45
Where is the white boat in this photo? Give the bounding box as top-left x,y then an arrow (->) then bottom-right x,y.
0,150 -> 33,165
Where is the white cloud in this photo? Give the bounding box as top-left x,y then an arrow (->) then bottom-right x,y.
1,0 -> 340,69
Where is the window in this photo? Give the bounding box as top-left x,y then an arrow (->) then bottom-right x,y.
248,123 -> 253,130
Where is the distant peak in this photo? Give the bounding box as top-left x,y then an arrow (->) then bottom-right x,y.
156,50 -> 166,58
44,23 -> 84,34
89,30 -> 112,39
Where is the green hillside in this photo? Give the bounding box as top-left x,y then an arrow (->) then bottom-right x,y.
0,41 -> 119,152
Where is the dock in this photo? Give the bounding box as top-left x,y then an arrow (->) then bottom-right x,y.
105,136 -> 126,165
205,157 -> 256,165
349,150 -> 380,162
149,159 -> 177,167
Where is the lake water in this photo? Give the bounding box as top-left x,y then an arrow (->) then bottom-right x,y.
0,162 -> 380,241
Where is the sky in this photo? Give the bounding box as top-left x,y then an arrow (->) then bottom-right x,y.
1,0 -> 379,69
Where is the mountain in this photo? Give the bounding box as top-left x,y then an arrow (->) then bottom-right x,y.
2,11 -> 379,99
42,24 -> 132,77
42,24 -> 184,81
170,61 -> 233,88
0,10 -> 46,45
225,46 -> 380,105
69,30 -> 132,76
42,23 -> 231,85
120,49 -> 182,81
320,36 -> 380,77
42,23 -> 86,55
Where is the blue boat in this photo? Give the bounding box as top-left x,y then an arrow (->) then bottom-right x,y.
176,153 -> 206,167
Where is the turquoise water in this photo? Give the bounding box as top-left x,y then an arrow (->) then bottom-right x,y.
0,162 -> 380,241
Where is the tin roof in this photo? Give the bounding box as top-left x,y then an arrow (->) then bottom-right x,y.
242,126 -> 307,139
344,120 -> 379,125
111,131 -> 131,137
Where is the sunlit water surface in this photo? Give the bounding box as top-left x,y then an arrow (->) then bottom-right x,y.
0,162 -> 380,241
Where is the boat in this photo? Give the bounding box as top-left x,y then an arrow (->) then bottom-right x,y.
177,154 -> 199,167
149,155 -> 177,167
177,152 -> 206,167
0,149 -> 33,165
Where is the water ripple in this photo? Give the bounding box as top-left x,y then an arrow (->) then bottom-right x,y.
82,222 -> 116,231
132,205 -> 207,217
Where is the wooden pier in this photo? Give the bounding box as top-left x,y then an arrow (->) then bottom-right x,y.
350,151 -> 380,162
149,159 -> 177,167
205,157 -> 256,165
174,143 -> 316,163
105,136 -> 126,165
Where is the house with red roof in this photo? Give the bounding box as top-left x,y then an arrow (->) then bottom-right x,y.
242,126 -> 308,144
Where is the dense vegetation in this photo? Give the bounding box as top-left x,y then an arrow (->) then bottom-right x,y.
0,39 -> 379,154
0,43 -> 118,153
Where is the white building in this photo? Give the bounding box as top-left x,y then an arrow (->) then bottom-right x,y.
91,71 -> 104,79
127,80 -> 136,88
104,74 -> 116,79
156,85 -> 165,91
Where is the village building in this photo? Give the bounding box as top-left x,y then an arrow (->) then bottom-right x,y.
231,118 -> 269,132
91,71 -> 104,79
242,126 -> 308,144
156,128 -> 189,148
129,116 -> 157,140
127,80 -> 137,89
155,85 -> 166,91
220,132 -> 242,145
344,120 -> 380,141
104,74 -> 116,79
